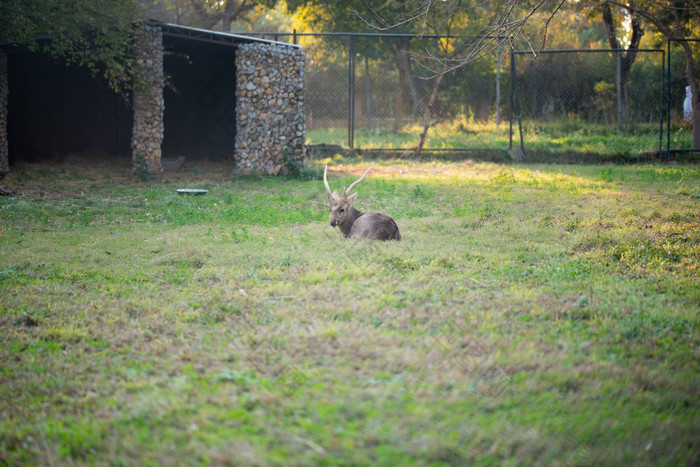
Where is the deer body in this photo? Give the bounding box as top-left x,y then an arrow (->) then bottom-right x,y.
324,165 -> 401,241
337,207 -> 401,240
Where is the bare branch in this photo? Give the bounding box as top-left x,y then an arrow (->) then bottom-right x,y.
535,0 -> 567,55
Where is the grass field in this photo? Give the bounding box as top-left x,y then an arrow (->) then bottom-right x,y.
1,155 -> 699,465
308,120 -> 694,159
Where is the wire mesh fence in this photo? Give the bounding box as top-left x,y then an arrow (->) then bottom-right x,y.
245,32 -> 508,152
511,49 -> 665,158
667,38 -> 700,155
239,31 -> 680,158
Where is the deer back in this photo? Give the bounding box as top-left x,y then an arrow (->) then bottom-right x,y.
349,212 -> 401,241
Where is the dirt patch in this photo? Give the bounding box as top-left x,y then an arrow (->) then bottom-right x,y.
2,154 -> 237,191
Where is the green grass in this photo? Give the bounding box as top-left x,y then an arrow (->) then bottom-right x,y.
1,157 -> 699,465
308,118 -> 692,158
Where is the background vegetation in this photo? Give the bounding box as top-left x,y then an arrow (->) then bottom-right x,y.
1,157 -> 698,464
2,1 -> 698,156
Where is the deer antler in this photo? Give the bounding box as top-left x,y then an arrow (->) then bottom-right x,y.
323,164 -> 332,199
343,167 -> 372,199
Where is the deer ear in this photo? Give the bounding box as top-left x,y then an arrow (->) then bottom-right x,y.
347,192 -> 358,205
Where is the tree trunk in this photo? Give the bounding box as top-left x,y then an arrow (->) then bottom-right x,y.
393,42 -> 406,131
619,68 -> 630,121
400,38 -> 420,120
602,2 -> 643,125
365,56 -> 371,130
393,69 -> 404,132
394,38 -> 420,129
414,74 -> 444,157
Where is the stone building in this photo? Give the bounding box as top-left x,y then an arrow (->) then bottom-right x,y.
0,21 -> 306,178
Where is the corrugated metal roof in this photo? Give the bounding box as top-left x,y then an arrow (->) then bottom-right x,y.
152,20 -> 301,49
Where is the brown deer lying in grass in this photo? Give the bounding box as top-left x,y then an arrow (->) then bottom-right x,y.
324,165 -> 401,241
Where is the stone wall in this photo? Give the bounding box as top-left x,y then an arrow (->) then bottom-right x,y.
131,25 -> 164,177
235,43 -> 305,175
0,51 -> 8,178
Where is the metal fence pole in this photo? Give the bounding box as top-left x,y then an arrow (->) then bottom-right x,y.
365,56 -> 371,131
616,51 -> 623,131
496,43 -> 501,129
515,64 -> 525,156
667,39 -> 672,157
659,49 -> 665,155
509,48 -> 514,150
348,35 -> 355,149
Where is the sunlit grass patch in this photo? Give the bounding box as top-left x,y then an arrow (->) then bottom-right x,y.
307,118 -> 669,158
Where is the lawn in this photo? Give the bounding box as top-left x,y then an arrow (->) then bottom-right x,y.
307,119 -> 691,159
1,155 -> 699,465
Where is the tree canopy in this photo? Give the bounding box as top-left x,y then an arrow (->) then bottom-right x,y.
0,0 -> 142,96
0,0 -> 282,96
142,0 -> 279,31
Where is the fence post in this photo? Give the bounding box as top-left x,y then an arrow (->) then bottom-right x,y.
515,58 -> 525,156
509,49 -> 514,150
666,39 -> 672,158
348,34 -> 355,149
659,50 -> 665,156
496,43 -> 501,129
365,56 -> 371,131
616,51 -> 623,131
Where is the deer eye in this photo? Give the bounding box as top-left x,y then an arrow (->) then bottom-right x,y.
339,208 -> 345,213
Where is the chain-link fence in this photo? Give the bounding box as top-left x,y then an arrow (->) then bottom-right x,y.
667,39 -> 700,155
240,32 -> 678,158
510,48 -> 665,158
246,32 -> 508,152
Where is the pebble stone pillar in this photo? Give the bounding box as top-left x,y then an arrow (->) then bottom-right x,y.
0,51 -> 9,178
235,43 -> 306,175
131,25 -> 164,177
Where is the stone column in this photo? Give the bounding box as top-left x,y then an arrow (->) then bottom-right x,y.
131,25 -> 164,177
235,43 -> 306,175
0,51 -> 8,178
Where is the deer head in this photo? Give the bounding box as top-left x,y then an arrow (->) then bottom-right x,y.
324,164 -> 371,228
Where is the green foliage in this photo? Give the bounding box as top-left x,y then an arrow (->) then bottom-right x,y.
132,153 -> 151,182
593,81 -> 616,123
283,151 -> 323,181
145,0 -> 280,31
0,0 -> 142,96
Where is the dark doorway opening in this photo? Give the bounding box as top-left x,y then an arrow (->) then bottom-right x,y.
7,50 -> 131,162
162,43 -> 237,160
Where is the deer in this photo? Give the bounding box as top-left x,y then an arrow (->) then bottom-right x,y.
323,165 -> 401,241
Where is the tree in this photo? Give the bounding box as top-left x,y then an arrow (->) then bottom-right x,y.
142,0 -> 278,31
381,1 -> 700,148
0,0 -> 142,96
406,1 -> 468,156
287,0 -> 431,130
600,1 -> 645,124
288,0 -> 493,151
363,0 -> 568,74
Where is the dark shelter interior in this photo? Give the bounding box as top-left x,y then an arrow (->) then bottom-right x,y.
161,35 -> 237,160
7,51 -> 132,162
5,24 -> 240,164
